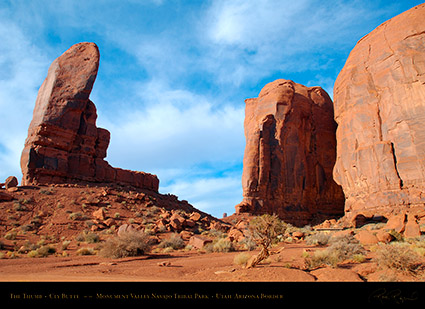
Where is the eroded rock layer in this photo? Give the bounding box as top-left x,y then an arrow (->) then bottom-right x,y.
236,79 -> 345,225
20,42 -> 159,191
333,4 -> 425,220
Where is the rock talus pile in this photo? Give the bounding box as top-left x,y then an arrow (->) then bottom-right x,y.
20,42 -> 159,191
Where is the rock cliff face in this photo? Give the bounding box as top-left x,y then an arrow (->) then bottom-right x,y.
236,79 -> 345,225
333,4 -> 425,219
20,42 -> 159,191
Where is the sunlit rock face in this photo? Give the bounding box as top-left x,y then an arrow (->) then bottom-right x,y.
21,42 -> 159,191
236,79 -> 344,226
333,3 -> 425,219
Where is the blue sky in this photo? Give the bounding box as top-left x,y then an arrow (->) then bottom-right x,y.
0,0 -> 422,217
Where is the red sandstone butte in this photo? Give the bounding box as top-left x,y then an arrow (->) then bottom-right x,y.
20,42 -> 159,191
236,79 -> 345,226
333,4 -> 425,220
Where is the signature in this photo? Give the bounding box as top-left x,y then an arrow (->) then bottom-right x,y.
369,288 -> 418,304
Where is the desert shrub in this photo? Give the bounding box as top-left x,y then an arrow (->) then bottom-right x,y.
305,232 -> 331,246
40,188 -> 54,195
158,234 -> 185,250
304,234 -> 365,269
305,248 -> 339,269
213,238 -> 235,252
100,231 -> 151,258
388,229 -> 404,242
327,234 -> 365,261
75,231 -> 100,243
13,201 -> 27,211
352,254 -> 367,263
239,237 -> 257,251
4,230 -> 17,240
76,247 -> 95,256
62,240 -> 71,250
69,212 -> 84,221
28,245 -> 56,258
374,242 -> 422,274
233,252 -> 251,267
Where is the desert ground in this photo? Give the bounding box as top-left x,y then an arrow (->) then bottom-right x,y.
1,184 -> 425,283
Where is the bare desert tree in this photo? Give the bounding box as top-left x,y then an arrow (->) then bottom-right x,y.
245,214 -> 285,268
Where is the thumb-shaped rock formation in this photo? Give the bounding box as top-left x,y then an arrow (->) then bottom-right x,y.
333,3 -> 425,220
236,79 -> 345,226
20,42 -> 159,191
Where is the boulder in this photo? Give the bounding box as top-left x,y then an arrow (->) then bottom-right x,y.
20,42 -> 159,191
333,3 -> 425,218
384,213 -> 406,233
404,215 -> 421,238
0,191 -> 14,202
92,208 -> 106,221
227,228 -> 244,242
4,176 -> 18,189
189,212 -> 201,221
355,230 -> 379,245
103,218 -> 116,227
117,223 -> 138,236
376,230 -> 393,243
179,230 -> 193,241
236,79 -> 344,226
188,235 -> 212,249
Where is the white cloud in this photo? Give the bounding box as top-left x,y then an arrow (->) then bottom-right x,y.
160,174 -> 242,218
0,18 -> 49,184
98,79 -> 245,173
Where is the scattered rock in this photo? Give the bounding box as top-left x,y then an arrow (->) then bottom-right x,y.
189,212 -> 201,222
179,230 -> 193,241
5,176 -> 18,189
117,224 -> 138,236
384,213 -> 406,233
0,191 -> 14,201
92,208 -> 106,221
188,235 -> 212,249
227,228 -> 244,242
404,214 -> 421,238
355,230 -> 379,245
103,218 -> 116,227
292,231 -> 304,239
376,230 -> 393,243
158,261 -> 171,267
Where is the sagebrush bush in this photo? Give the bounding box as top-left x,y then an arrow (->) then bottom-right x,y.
375,242 -> 422,274
233,252 -> 251,266
75,231 -> 100,243
100,231 -> 151,258
304,234 -> 365,269
213,238 -> 235,252
327,234 -> 365,261
305,232 -> 331,246
158,233 -> 185,250
76,247 -> 95,256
